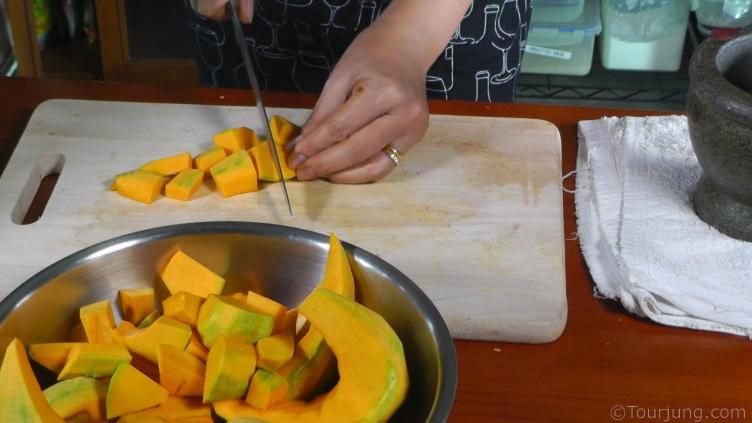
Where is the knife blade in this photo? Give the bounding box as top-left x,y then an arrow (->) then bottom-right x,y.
227,0 -> 293,215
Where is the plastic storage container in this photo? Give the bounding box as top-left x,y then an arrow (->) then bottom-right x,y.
692,0 -> 752,29
600,0 -> 690,72
521,0 -> 602,76
532,0 -> 586,23
0,0 -> 14,76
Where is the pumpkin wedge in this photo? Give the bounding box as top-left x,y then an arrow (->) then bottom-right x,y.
115,169 -> 165,204
137,311 -> 161,329
106,363 -> 168,419
320,233 -> 355,300
256,331 -> 294,371
120,316 -> 192,363
166,169 -> 204,201
161,250 -> 226,299
210,149 -> 259,197
203,336 -> 257,402
157,344 -> 205,397
246,369 -> 289,410
79,300 -> 117,344
269,115 -> 301,146
58,343 -> 132,380
246,290 -> 288,334
275,233 -> 355,400
28,342 -> 77,374
249,142 -> 296,181
0,338 -> 65,422
163,291 -> 204,327
213,127 -> 260,154
304,288 -> 408,422
185,330 -> 209,361
43,377 -> 107,420
197,295 -> 274,348
117,288 -> 155,326
140,152 -> 193,176
194,146 -> 227,175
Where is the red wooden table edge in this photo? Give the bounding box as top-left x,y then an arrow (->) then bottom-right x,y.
1,77 -> 750,423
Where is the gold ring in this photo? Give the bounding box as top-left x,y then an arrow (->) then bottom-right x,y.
382,144 -> 403,166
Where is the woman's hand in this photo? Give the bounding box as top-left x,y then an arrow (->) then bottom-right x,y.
287,0 -> 470,184
286,26 -> 429,184
192,0 -> 254,23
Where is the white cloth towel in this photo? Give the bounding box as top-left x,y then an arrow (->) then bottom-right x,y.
576,116 -> 752,338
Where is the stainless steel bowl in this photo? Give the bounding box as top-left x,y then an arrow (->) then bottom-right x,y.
0,222 -> 456,422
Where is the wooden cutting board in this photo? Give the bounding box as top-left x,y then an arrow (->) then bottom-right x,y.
0,99 -> 566,343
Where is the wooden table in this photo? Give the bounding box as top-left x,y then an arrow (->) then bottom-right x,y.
1,77 -> 751,422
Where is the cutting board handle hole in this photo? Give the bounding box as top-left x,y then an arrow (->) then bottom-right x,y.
10,154 -> 65,225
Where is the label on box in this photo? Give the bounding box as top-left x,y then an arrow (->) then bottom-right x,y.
525,44 -> 572,61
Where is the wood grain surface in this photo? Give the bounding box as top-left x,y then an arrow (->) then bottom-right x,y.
0,99 -> 566,343
1,77 -> 751,423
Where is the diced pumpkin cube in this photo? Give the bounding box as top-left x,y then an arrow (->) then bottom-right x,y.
114,321 -> 137,340
203,336 -> 257,402
161,250 -> 226,299
140,152 -> 193,176
121,316 -> 192,363
197,295 -> 274,348
296,327 -> 325,361
277,342 -> 336,401
166,169 -> 204,201
163,291 -> 204,327
117,288 -> 155,326
213,127 -> 260,154
269,115 -> 301,146
115,169 -> 165,204
249,142 -> 296,181
295,312 -> 310,341
114,397 -> 210,423
185,331 -> 209,361
43,377 -> 107,420
246,369 -> 289,410
138,311 -> 161,329
194,146 -> 227,175
0,339 -> 65,422
256,332 -> 294,371
320,233 -> 356,300
210,150 -> 258,197
79,300 -> 117,344
280,309 -> 298,335
106,363 -> 168,419
157,345 -> 205,397
229,292 -> 248,302
58,343 -> 132,380
28,342 -> 77,374
246,290 -> 288,334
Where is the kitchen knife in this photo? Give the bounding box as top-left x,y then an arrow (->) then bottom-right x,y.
227,0 -> 293,215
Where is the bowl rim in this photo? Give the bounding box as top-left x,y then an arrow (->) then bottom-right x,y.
0,221 -> 457,423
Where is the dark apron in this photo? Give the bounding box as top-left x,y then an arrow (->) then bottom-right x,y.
185,0 -> 532,102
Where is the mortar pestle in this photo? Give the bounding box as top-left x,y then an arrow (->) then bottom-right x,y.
688,28 -> 752,242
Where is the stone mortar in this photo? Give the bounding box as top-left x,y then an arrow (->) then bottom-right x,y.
688,28 -> 752,241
